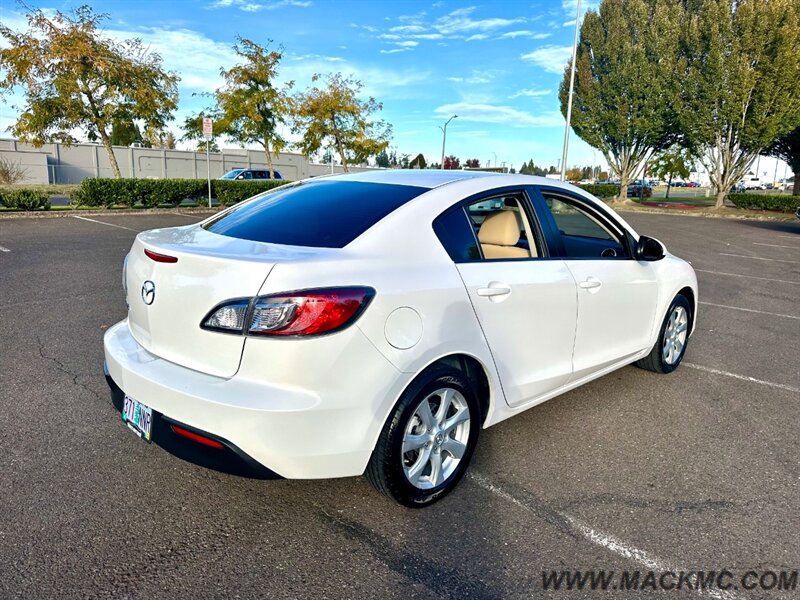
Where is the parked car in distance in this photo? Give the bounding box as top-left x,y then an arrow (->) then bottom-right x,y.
219,168 -> 283,181
628,183 -> 653,198
685,181 -> 700,188
670,181 -> 686,187
742,177 -> 765,190
105,171 -> 698,507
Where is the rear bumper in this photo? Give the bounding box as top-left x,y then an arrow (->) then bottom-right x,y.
104,364 -> 278,478
103,319 -> 403,479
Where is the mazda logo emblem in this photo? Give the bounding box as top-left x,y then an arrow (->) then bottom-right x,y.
141,280 -> 156,305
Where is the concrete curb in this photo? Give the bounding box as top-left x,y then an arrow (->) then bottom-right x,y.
0,207 -> 220,220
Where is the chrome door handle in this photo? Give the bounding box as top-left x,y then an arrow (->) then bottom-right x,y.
578,278 -> 602,290
477,285 -> 512,297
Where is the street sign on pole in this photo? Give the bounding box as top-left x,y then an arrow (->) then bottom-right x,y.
203,118 -> 213,208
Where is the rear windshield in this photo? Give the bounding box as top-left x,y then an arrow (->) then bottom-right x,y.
203,180 -> 428,248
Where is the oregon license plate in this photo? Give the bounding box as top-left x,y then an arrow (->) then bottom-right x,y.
122,395 -> 153,442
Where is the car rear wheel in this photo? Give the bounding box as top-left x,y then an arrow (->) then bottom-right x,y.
366,368 -> 480,507
635,294 -> 691,374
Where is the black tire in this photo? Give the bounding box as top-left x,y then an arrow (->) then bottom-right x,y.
366,368 -> 480,508
635,294 -> 692,374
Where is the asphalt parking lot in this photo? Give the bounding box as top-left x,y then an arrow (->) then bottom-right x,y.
0,210 -> 798,598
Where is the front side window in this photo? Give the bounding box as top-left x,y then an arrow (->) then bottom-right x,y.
539,191 -> 628,259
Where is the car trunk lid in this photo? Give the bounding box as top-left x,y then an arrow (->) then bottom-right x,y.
125,224 -> 322,378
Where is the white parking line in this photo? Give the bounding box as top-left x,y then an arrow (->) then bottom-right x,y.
719,253 -> 795,264
699,301 -> 799,320
693,269 -> 800,286
0,245 -> 10,252
468,472 -> 742,600
72,215 -> 140,232
753,242 -> 798,250
684,363 -> 800,394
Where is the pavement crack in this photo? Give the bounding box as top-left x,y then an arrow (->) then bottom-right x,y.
35,336 -> 103,401
316,507 -> 504,600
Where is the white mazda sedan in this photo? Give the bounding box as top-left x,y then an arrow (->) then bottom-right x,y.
104,170 -> 697,506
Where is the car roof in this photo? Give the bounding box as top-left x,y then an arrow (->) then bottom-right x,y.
318,169 -> 596,195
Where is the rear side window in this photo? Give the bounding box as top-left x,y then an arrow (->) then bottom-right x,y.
203,180 -> 427,248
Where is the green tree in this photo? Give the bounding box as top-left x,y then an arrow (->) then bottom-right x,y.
650,145 -> 693,197
679,0 -> 800,207
560,0 -> 681,202
182,109 -> 223,152
143,125 -> 176,149
374,150 -> 390,168
110,116 -> 142,147
465,158 -> 480,168
216,38 -> 293,178
765,127 -> 800,196
409,153 -> 427,169
293,73 -> 392,172
0,6 -> 178,178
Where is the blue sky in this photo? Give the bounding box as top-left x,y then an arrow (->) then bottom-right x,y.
0,0 -> 614,170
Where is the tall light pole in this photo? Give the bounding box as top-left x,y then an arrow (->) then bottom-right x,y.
560,0 -> 582,182
492,152 -> 497,168
440,115 -> 457,169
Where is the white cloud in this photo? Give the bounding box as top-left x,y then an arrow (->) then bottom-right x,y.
411,33 -> 445,40
434,6 -> 525,35
106,26 -> 238,92
380,48 -> 411,54
465,34 -> 488,41
498,30 -> 552,40
447,70 -> 496,85
510,88 -> 552,98
208,0 -> 311,10
520,45 -> 573,74
389,24 -> 426,33
392,40 -> 419,47
435,102 -> 564,127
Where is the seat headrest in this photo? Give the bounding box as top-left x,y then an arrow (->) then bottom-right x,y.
478,211 -> 520,246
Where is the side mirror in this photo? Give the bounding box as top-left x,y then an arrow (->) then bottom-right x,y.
637,235 -> 665,261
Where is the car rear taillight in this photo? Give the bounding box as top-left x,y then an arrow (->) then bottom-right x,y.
201,287 -> 374,337
144,248 -> 178,263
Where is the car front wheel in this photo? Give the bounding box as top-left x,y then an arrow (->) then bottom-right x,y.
636,294 -> 691,374
366,368 -> 480,507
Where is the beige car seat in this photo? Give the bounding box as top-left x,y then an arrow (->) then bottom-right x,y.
478,211 -> 530,259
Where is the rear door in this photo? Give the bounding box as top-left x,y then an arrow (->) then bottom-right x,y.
436,189 -> 578,408
532,187 -> 658,379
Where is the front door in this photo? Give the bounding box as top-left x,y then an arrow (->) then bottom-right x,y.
534,189 -> 658,379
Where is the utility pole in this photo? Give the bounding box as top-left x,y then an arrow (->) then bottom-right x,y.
560,0 -> 582,182
439,115 -> 457,169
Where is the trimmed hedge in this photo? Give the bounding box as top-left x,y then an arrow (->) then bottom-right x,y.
214,179 -> 287,206
728,193 -> 798,213
71,177 -> 289,208
577,183 -> 621,198
0,189 -> 50,211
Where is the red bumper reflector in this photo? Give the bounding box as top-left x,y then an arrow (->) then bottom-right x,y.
145,249 -> 178,263
170,425 -> 225,449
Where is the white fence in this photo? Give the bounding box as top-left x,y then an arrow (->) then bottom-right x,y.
0,138 -> 380,184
